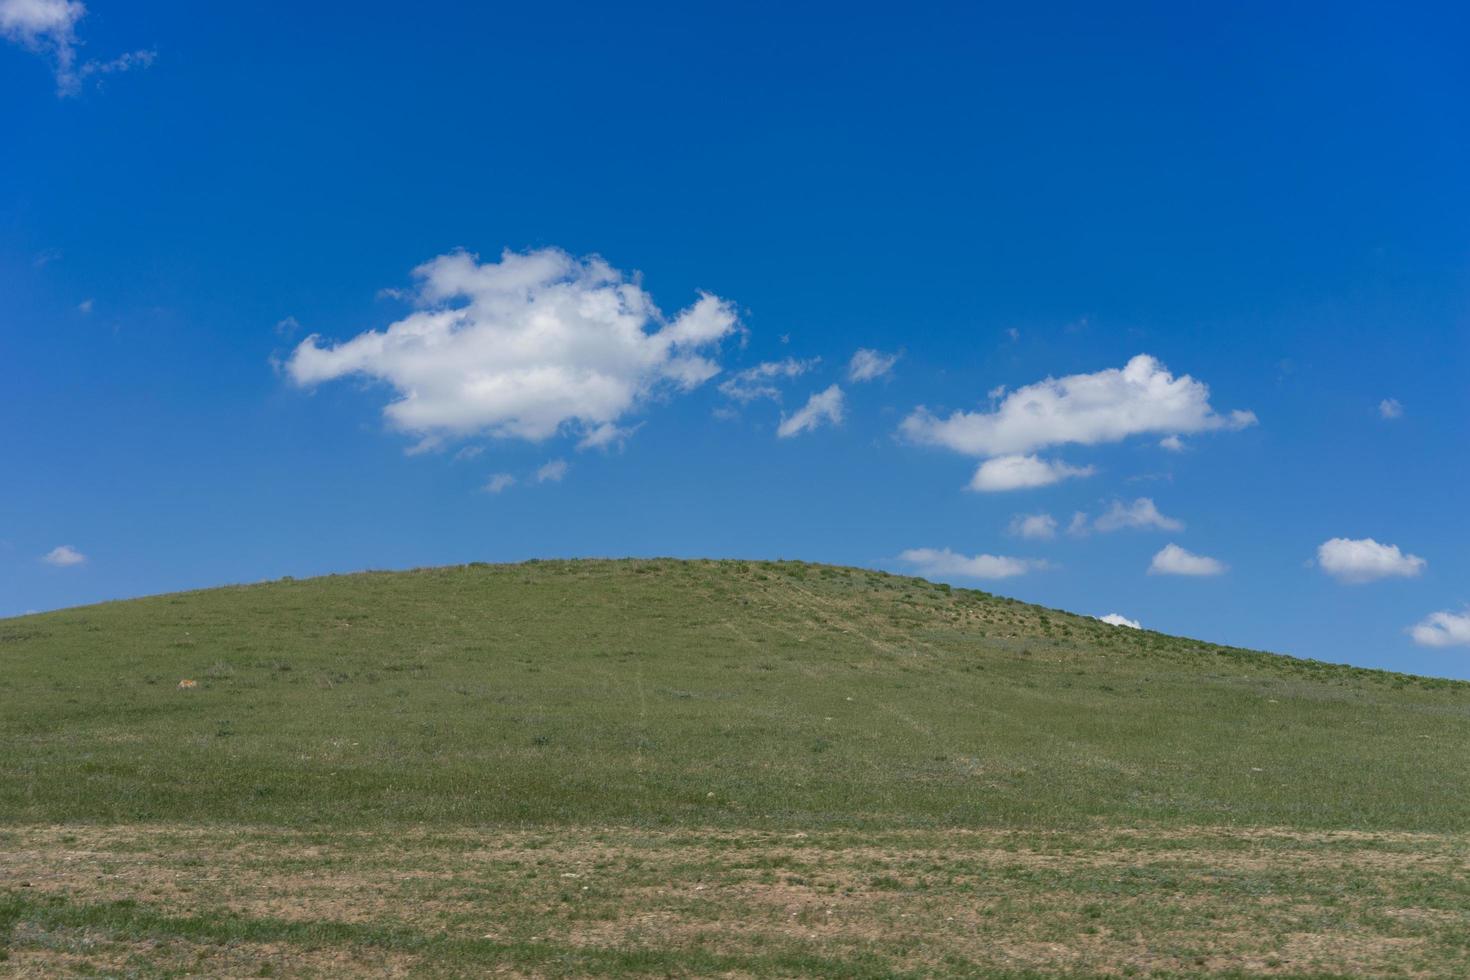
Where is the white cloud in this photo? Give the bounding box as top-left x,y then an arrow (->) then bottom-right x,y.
969,454 -> 1093,492
0,0 -> 153,95
1097,613 -> 1142,629
777,384 -> 844,438
847,348 -> 899,382
1149,543 -> 1226,577
1008,513 -> 1057,540
1409,609 -> 1470,648
901,355 -> 1254,489
1379,398 -> 1404,420
41,544 -> 85,566
576,421 -> 639,451
1159,434 -> 1185,452
287,248 -> 739,451
483,473 -> 515,494
1,0 -> 82,89
453,445 -> 483,461
1089,498 -> 1184,534
77,298 -> 93,314
1315,537 -> 1425,584
76,46 -> 153,80
718,357 -> 817,403
898,547 -> 1046,581
535,459 -> 568,483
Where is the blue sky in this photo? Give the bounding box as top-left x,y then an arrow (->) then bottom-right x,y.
3,1 -> 1467,675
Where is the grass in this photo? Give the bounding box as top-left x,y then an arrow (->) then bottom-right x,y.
3,825 -> 1468,977
2,558 -> 1469,975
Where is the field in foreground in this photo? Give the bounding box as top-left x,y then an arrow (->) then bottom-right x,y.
3,559 -> 1469,976
4,824 -> 1469,978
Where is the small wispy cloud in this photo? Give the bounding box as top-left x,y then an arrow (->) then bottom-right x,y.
577,422 -> 640,452
898,547 -> 1047,581
77,46 -> 154,82
847,348 -> 899,383
1007,513 -> 1057,540
1081,498 -> 1184,535
1379,398 -> 1404,420
718,358 -> 818,403
41,544 -> 86,567
777,385 -> 844,438
483,473 -> 515,494
536,459 -> 568,483
1097,612 -> 1142,629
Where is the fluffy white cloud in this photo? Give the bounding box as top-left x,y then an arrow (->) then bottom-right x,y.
1088,498 -> 1184,534
777,384 -> 844,438
904,354 -> 1255,456
536,459 -> 568,483
483,473 -> 515,494
1409,609 -> 1470,648
969,455 -> 1093,492
718,358 -> 818,403
901,355 -> 1254,489
1159,434 -> 1186,452
1379,398 -> 1404,420
898,547 -> 1046,581
288,248 -> 740,450
0,0 -> 152,95
1316,537 -> 1425,584
1097,613 -> 1142,629
847,348 -> 899,382
1008,513 -> 1058,540
1149,543 -> 1226,576
41,544 -> 85,566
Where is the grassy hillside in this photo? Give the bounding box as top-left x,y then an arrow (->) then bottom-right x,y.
5,559 -> 1470,977
3,558 -> 1467,831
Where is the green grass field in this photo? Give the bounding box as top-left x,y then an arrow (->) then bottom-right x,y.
3,559 -> 1469,976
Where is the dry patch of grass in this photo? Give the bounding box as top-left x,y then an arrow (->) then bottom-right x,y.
4,824 -> 1468,977
3,928 -> 420,979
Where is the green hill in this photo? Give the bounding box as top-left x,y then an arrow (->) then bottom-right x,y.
4,559 -> 1470,977
3,557 -> 1468,830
